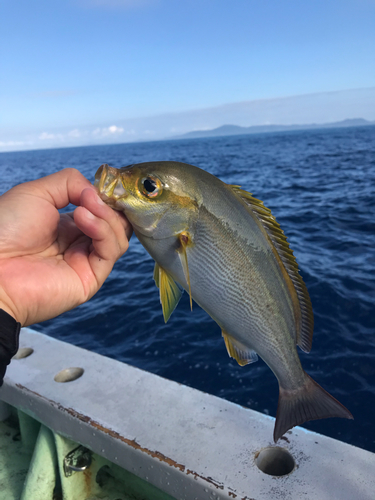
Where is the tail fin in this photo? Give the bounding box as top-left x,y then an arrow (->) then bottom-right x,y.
274,373 -> 353,442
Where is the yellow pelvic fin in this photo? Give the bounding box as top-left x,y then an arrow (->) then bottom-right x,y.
154,263 -> 182,323
177,232 -> 193,311
222,330 -> 258,366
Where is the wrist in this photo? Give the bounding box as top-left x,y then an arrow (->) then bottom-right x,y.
0,303 -> 16,321
0,293 -> 21,325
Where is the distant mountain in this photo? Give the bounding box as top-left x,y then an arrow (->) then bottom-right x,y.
173,118 -> 374,140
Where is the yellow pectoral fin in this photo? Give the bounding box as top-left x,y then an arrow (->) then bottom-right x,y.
157,265 -> 183,323
222,331 -> 258,366
177,232 -> 193,311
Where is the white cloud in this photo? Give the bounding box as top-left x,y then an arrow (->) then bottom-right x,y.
92,125 -> 124,137
39,132 -> 64,141
0,140 -> 34,148
108,125 -> 124,134
39,132 -> 55,140
68,129 -> 82,138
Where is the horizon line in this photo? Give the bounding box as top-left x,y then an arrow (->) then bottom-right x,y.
1,116 -> 374,155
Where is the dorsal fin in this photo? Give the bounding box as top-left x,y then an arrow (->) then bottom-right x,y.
229,185 -> 314,353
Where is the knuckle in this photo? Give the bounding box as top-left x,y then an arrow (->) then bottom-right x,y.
62,167 -> 80,176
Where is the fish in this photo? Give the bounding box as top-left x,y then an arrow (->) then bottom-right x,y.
94,161 -> 353,442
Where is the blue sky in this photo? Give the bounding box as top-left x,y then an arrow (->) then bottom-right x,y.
1,0 -> 374,151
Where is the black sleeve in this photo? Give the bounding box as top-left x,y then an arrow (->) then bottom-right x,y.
0,309 -> 21,387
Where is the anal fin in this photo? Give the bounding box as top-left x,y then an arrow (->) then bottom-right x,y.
154,263 -> 183,323
222,330 -> 258,366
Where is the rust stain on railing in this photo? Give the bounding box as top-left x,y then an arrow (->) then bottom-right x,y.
14,383 -> 245,497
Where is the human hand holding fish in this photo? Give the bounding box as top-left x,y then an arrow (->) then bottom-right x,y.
95,160 -> 353,442
0,168 -> 132,327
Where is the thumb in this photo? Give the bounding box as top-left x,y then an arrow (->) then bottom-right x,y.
13,168 -> 94,209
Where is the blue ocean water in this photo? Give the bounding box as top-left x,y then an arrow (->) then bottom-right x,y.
1,126 -> 374,452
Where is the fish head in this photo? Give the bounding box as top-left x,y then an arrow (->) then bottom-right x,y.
94,162 -> 200,239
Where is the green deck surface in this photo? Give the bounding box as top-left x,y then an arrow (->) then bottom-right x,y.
0,413 -> 32,500
0,408 -> 176,500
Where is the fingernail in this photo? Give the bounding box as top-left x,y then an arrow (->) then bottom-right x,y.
96,195 -> 106,206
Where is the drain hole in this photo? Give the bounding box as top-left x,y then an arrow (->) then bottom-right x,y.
13,347 -> 34,359
54,367 -> 84,383
255,447 -> 295,476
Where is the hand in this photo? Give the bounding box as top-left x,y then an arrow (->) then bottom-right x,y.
0,168 -> 132,326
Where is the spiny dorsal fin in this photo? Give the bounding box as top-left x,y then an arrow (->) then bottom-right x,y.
154,263 -> 183,323
229,185 -> 314,353
222,330 -> 258,366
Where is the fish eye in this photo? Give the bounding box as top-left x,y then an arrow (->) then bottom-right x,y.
143,178 -> 157,193
140,176 -> 162,198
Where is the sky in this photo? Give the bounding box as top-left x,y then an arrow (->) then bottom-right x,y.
1,0 -> 375,152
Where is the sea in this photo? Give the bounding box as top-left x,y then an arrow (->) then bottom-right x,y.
1,125 -> 374,453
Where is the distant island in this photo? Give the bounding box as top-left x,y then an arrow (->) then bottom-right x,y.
172,118 -> 375,140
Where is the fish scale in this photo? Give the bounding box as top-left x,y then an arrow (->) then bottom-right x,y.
191,207 -> 293,349
95,160 -> 353,442
190,213 -> 268,331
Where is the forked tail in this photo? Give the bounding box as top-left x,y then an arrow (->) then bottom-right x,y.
274,372 -> 353,442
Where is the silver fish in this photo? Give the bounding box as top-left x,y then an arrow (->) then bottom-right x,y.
95,161 -> 353,441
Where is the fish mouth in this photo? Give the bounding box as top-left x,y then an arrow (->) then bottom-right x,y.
94,164 -> 129,207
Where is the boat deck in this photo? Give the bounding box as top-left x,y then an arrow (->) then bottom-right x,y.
0,328 -> 374,499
